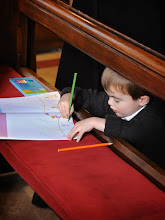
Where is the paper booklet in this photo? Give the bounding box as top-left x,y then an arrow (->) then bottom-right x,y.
0,91 -> 75,140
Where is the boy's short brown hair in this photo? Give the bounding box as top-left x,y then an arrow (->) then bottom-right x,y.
101,67 -> 151,100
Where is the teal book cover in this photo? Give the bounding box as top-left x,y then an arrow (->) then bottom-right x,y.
9,77 -> 48,96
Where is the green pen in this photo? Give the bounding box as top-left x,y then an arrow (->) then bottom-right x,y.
68,73 -> 77,120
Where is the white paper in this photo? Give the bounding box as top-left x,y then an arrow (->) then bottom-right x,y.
0,92 -> 75,140
0,92 -> 60,113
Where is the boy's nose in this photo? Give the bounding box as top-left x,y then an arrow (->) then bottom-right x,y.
108,97 -> 113,106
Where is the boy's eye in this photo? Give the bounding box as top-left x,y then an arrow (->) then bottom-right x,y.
114,99 -> 120,103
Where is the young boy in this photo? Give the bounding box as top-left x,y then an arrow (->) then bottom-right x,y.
58,67 -> 165,169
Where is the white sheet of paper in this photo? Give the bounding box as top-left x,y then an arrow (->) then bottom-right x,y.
3,113 -> 74,140
0,92 -> 60,113
0,92 -> 76,140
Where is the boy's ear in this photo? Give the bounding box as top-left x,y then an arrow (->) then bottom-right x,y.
139,95 -> 150,106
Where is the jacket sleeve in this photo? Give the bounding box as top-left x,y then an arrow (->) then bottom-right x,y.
61,87 -> 111,117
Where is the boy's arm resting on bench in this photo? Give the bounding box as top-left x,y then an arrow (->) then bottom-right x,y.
19,67 -> 165,191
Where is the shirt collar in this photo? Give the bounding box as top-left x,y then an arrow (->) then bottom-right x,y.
121,105 -> 146,121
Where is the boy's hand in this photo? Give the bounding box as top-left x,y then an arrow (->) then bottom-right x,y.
58,93 -> 74,118
68,117 -> 105,142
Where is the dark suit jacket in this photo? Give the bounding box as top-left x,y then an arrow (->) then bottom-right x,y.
61,87 -> 165,169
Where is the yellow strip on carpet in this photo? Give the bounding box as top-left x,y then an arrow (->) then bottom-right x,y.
36,51 -> 61,86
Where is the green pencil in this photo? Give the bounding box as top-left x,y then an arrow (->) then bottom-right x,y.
68,73 -> 77,120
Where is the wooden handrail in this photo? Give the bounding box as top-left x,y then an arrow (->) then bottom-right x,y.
18,0 -> 165,100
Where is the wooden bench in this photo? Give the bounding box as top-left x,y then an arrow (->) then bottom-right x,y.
0,0 -> 165,219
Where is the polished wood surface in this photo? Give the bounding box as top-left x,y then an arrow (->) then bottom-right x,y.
18,0 -> 165,100
35,0 -> 72,52
35,24 -> 63,52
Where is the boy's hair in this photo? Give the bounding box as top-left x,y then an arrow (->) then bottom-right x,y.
101,67 -> 151,100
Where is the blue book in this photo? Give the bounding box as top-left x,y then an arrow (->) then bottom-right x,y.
9,77 -> 49,96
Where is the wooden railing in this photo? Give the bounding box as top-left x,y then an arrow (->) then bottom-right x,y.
18,0 -> 165,100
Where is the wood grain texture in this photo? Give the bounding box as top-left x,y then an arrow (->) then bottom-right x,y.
18,0 -> 165,100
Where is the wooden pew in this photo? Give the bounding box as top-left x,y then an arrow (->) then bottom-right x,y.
16,0 -> 165,190
0,0 -> 165,218
17,0 -> 165,98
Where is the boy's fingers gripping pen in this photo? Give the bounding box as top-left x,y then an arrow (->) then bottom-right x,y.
68,73 -> 77,120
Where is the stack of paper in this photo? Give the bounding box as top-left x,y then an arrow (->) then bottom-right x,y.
0,92 -> 75,140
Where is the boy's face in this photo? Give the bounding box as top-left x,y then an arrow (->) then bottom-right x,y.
107,86 -> 143,118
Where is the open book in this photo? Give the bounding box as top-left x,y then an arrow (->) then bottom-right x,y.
0,91 -> 75,140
